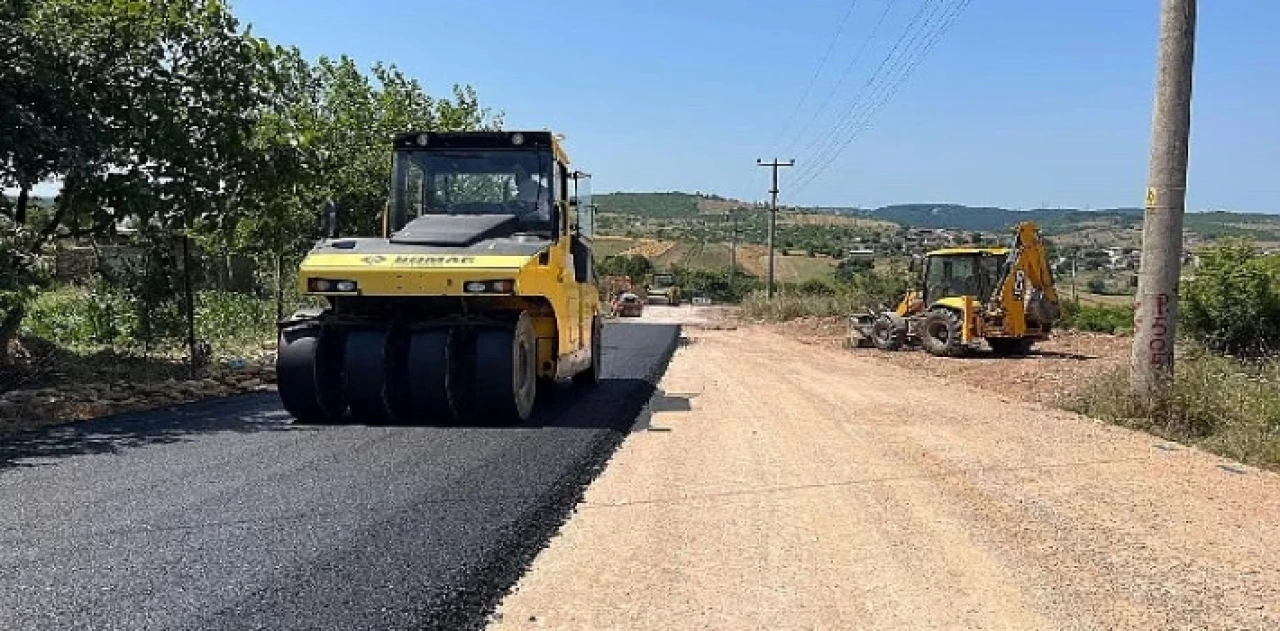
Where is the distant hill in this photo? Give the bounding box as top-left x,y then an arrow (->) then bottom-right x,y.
799,203 -> 1280,241
861,204 -> 1144,233
594,192 -> 754,219
595,191 -> 1280,243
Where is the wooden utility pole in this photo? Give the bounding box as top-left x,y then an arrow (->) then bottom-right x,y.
1131,0 -> 1196,402
757,158 -> 795,298
1070,250 -> 1078,303
726,210 -> 738,286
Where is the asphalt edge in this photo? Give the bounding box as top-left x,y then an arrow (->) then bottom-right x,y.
419,323 -> 685,631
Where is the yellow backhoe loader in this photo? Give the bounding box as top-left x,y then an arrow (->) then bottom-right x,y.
276,130 -> 602,425
850,221 -> 1061,356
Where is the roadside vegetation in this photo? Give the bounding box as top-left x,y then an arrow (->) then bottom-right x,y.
741,259 -> 909,320
1,0 -> 499,392
1062,351 -> 1280,468
1061,242 -> 1280,468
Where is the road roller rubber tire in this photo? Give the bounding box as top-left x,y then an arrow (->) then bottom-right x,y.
277,325 -> 346,424
471,313 -> 537,424
344,329 -> 400,423
573,315 -> 603,387
405,328 -> 453,423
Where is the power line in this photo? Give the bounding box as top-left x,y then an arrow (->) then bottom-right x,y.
789,0 -> 953,183
791,0 -> 972,194
766,0 -> 863,154
779,0 -> 902,160
793,0 -> 967,193
793,0 -> 970,193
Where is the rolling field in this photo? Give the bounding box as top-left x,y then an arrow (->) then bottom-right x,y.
781,213 -> 898,232
736,244 -> 836,283
593,236 -> 640,257
652,241 -> 733,270
597,235 -> 835,284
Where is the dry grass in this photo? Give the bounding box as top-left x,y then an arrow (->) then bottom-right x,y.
593,236 -> 641,258
1060,351 -> 1280,468
780,213 -> 898,231
1075,292 -> 1135,307
739,291 -> 873,321
732,246 -> 834,283
618,239 -> 676,259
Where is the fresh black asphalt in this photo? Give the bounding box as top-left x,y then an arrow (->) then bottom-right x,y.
0,322 -> 680,631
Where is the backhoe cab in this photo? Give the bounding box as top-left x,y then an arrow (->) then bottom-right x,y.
276,130 -> 603,425
850,221 -> 1061,357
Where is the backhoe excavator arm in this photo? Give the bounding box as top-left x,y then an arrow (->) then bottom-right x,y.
994,222 -> 1060,337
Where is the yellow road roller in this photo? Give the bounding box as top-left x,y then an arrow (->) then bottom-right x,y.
276,130 -> 603,424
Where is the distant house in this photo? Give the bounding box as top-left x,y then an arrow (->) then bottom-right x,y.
846,248 -> 875,260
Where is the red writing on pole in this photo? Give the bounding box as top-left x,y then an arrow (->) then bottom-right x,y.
1148,293 -> 1170,366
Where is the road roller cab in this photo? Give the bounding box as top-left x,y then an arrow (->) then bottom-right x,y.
277,130 -> 603,425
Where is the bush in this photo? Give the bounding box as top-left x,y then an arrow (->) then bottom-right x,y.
1086,278 -> 1107,294
1060,350 -> 1280,467
834,258 -> 874,281
741,270 -> 907,321
1181,241 -> 1280,356
670,265 -> 760,303
1061,300 -> 1135,334
597,254 -> 654,281
24,285 -> 133,347
796,278 -> 835,295
25,285 -> 276,355
195,290 -> 278,355
741,290 -> 872,321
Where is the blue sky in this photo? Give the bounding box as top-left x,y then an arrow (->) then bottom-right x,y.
168,2 -> 1280,212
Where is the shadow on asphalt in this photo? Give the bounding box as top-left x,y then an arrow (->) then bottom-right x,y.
0,393 -> 294,470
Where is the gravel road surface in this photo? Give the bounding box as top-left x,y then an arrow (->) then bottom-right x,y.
0,322 -> 679,631
493,315 -> 1280,630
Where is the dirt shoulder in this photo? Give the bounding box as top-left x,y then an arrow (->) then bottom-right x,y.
763,314 -> 1132,406
491,318 -> 1279,630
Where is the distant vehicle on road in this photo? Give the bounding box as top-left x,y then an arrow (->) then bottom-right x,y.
614,292 -> 644,317
646,273 -> 680,305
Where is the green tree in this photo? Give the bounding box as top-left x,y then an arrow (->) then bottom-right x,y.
1181,241 -> 1280,355
598,254 -> 654,281
1,1 -> 503,362
835,258 -> 874,283
1,0 -> 275,360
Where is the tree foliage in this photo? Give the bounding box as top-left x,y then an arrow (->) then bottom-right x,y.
1181,241 -> 1280,356
0,0 -> 501,361
597,254 -> 655,282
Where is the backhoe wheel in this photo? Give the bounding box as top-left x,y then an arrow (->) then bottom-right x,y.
870,316 -> 904,351
988,337 -> 1036,356
472,312 -> 538,424
343,329 -> 403,423
405,328 -> 453,423
277,325 -> 346,424
919,308 -> 968,358
574,315 -> 603,387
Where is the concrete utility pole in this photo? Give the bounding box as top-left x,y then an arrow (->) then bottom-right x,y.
1131,0 -> 1196,402
757,158 -> 795,298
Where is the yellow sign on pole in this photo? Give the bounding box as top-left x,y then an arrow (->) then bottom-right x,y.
1145,187 -> 1157,209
